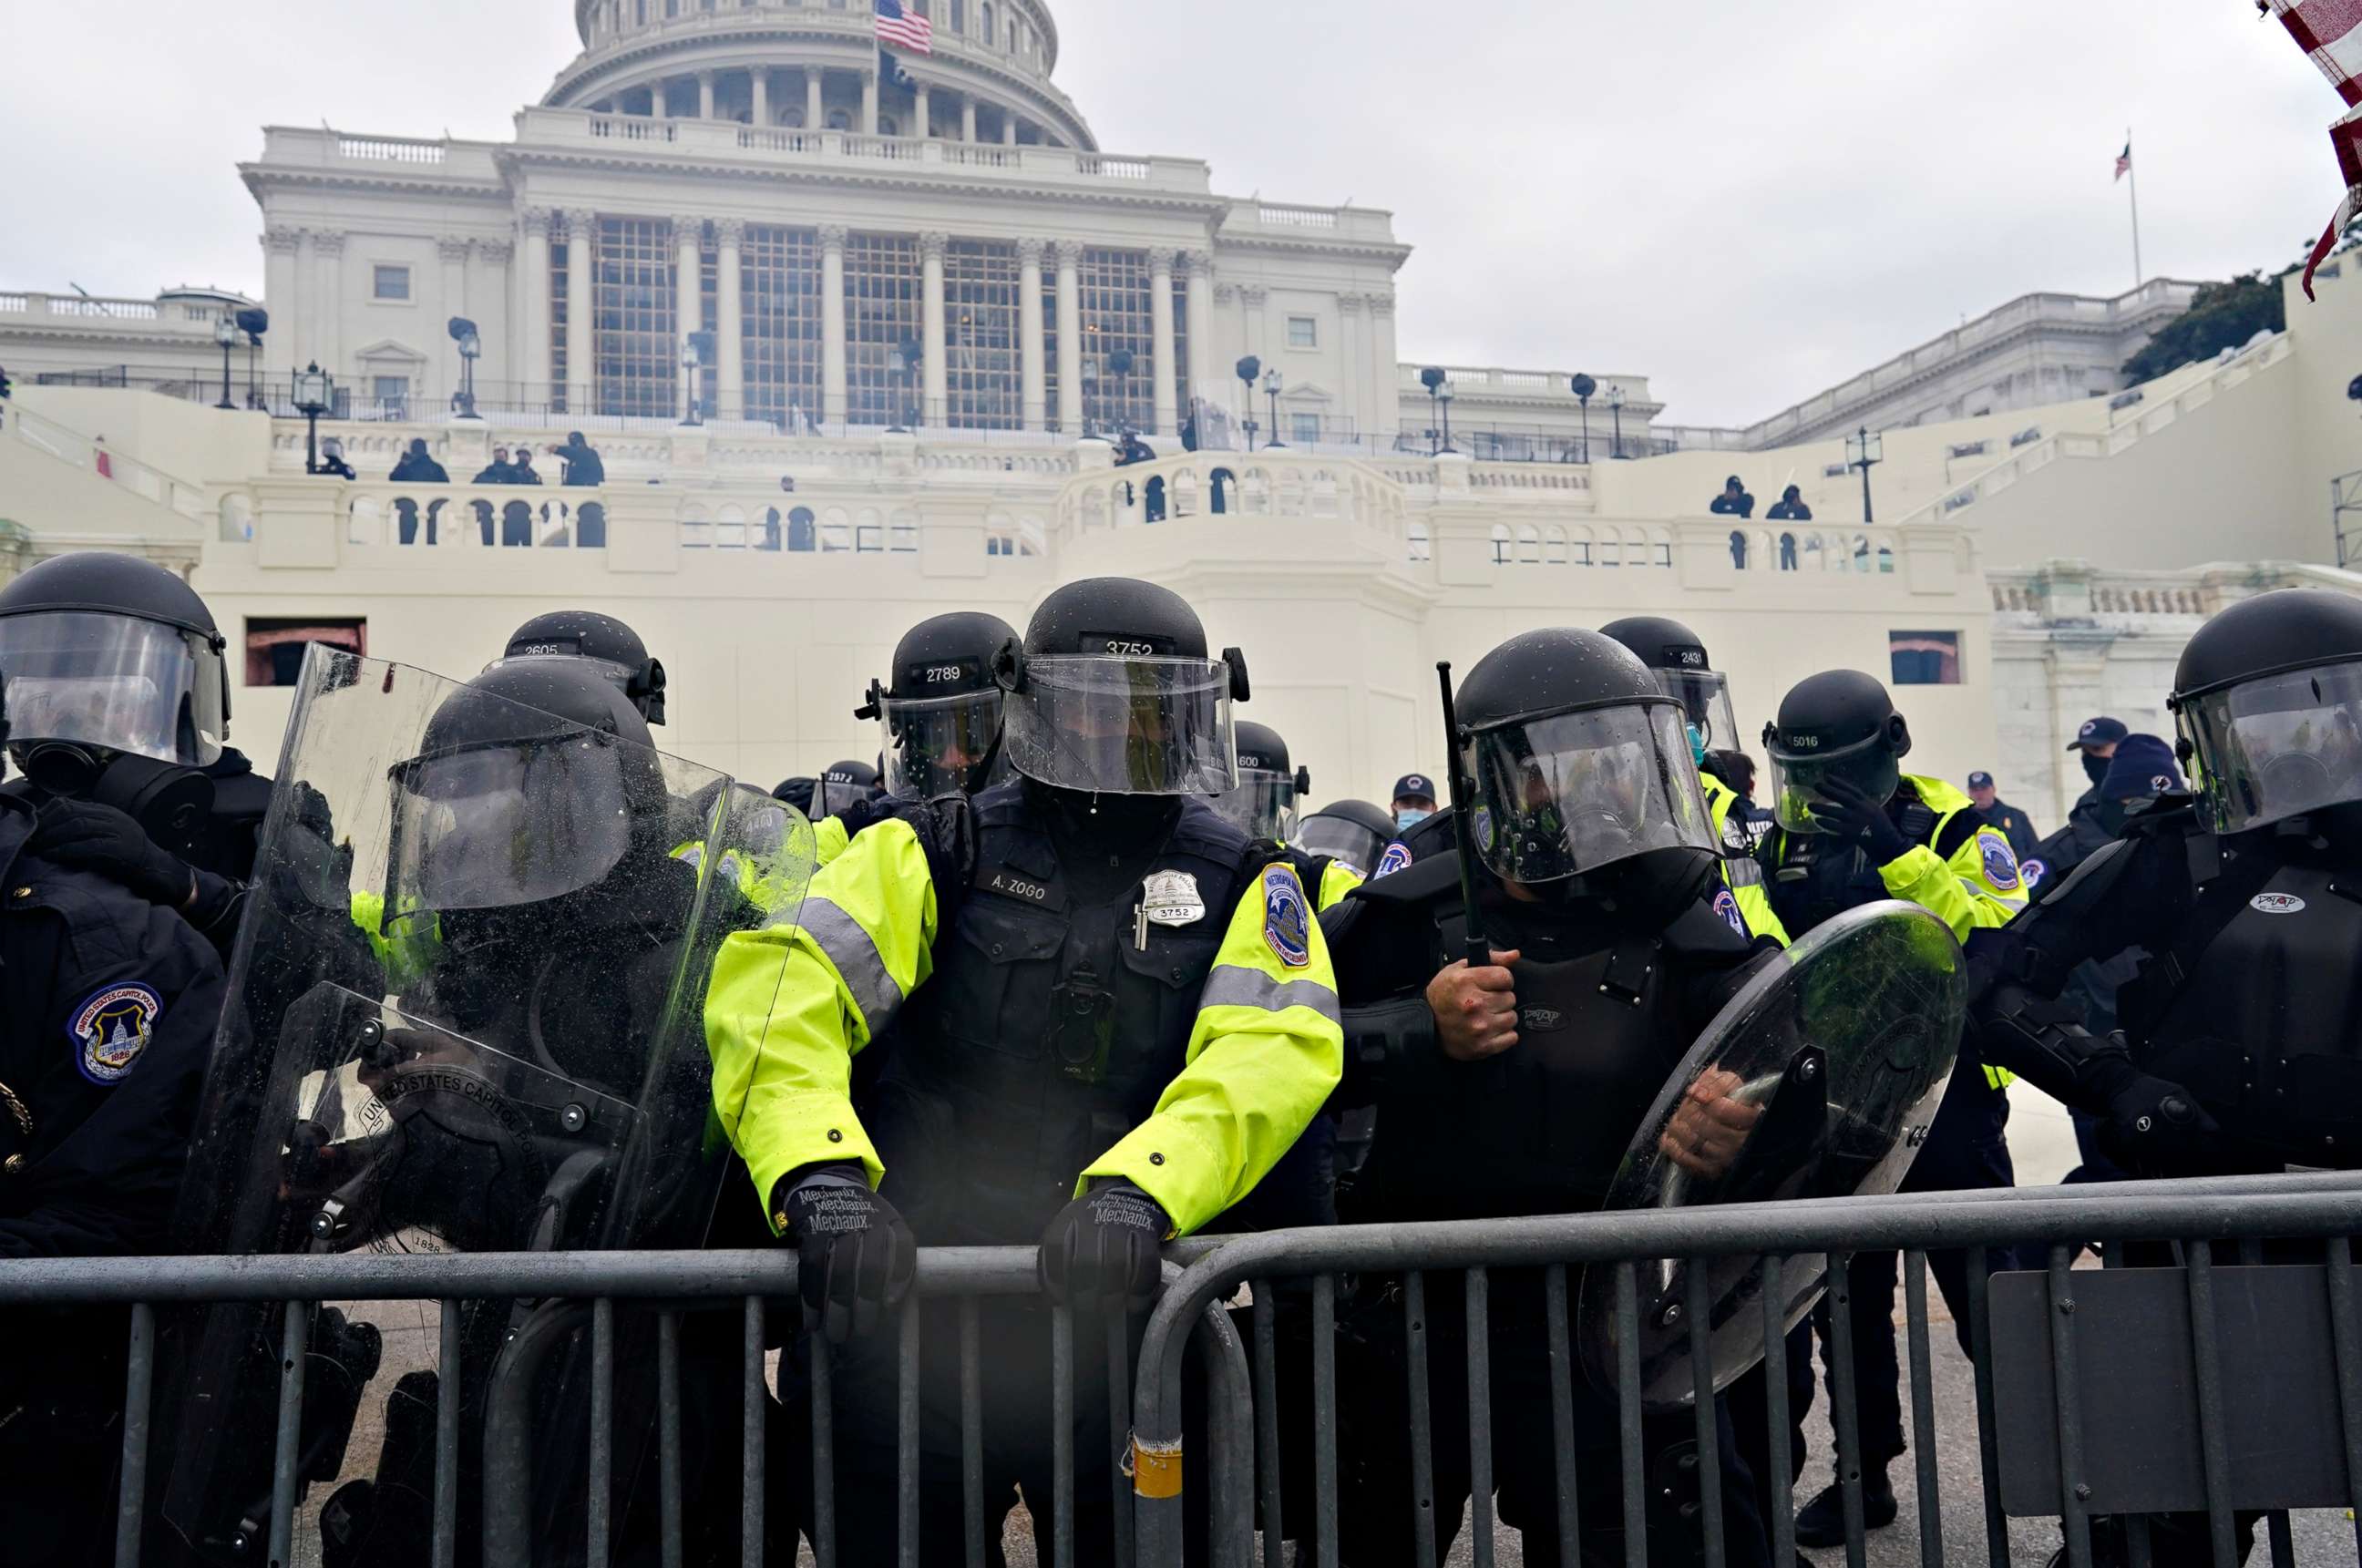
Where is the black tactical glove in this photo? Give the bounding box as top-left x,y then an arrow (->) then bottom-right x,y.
775,1163 -> 916,1343
1037,1181 -> 1169,1312
1813,776 -> 1913,866
28,798 -> 196,909
2084,1051 -> 2220,1169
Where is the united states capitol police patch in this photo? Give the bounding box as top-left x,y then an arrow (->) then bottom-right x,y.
1978,830 -> 2022,894
1372,841 -> 1413,879
1713,889 -> 1747,938
70,981 -> 161,1085
1262,866 -> 1311,968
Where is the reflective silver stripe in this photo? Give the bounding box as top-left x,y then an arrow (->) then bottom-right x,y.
796,896 -> 905,1034
1724,854 -> 1766,888
1198,963 -> 1342,1025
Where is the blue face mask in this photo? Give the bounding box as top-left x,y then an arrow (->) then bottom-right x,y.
1396,808 -> 1432,830
1688,723 -> 1708,766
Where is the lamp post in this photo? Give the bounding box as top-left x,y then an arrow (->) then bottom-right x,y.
1104,347 -> 1135,439
1079,357 -> 1100,440
1236,355 -> 1261,451
293,362 -> 334,475
213,317 -> 237,410
1436,382 -> 1456,454
1845,425 -> 1884,523
1606,384 -> 1627,460
1419,365 -> 1445,456
1262,367 -> 1285,448
680,337 -> 703,426
1571,373 -> 1596,464
888,341 -> 914,434
234,307 -> 269,410
448,316 -> 482,420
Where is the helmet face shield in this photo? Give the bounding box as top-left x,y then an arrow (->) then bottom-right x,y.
1296,814 -> 1388,877
1212,769 -> 1299,843
1463,702 -> 1714,884
879,689 -> 1004,800
0,610 -> 226,767
2180,660 -> 2362,834
387,737 -> 632,911
1002,655 -> 1237,795
1769,731 -> 1902,835
1659,669 -> 1741,762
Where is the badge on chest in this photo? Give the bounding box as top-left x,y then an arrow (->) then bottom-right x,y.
1141,871 -> 1206,927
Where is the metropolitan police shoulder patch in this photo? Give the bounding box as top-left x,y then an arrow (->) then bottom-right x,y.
2020,858 -> 2048,891
1978,830 -> 2022,894
1713,888 -> 1747,938
1372,841 -> 1414,879
70,981 -> 161,1086
1262,865 -> 1311,968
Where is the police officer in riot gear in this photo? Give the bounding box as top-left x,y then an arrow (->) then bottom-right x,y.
0,668 -> 226,1566
1295,798 -> 1396,881
809,756 -> 883,819
0,551 -> 272,958
1601,615 -> 1789,944
1748,670 -> 2026,1547
1324,627 -> 1775,1568
705,575 -> 1342,1563
494,609 -> 667,725
1215,720 -> 1364,914
859,610 -> 1018,801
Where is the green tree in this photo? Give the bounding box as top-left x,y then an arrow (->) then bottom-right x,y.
2120,272 -> 2289,384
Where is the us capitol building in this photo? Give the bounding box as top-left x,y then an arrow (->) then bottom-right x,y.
3,0 -> 2360,826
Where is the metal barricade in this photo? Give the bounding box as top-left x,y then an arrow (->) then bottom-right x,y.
3,1173 -> 2358,1565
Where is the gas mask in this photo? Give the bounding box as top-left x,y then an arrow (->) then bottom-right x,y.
15,742 -> 215,857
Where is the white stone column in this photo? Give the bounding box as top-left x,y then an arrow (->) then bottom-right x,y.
912,86 -> 929,139
715,217 -> 745,421
1148,249 -> 1177,436
861,69 -> 878,134
437,235 -> 469,406
1337,292 -> 1365,439
751,69 -> 769,127
806,69 -> 825,129
262,227 -> 302,374
1368,292 -> 1399,438
820,224 -> 847,425
673,215 -> 703,420
1184,250 -> 1215,406
697,70 -> 715,118
519,210 -> 553,397
1053,240 -> 1083,434
1018,238 -> 1046,431
920,231 -> 948,426
564,212 -> 596,415
960,97 -> 977,142
1238,284 -> 1267,359
1002,113 -> 1018,146
473,237 -> 512,386
311,230 -> 346,379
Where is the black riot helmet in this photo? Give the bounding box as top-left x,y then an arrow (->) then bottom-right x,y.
1763,670 -> 1913,835
0,550 -> 232,853
1294,797 -> 1394,876
1600,614 -> 1740,763
2169,588 -> 2362,835
810,757 -> 883,819
1214,719 -> 1313,842
386,661 -> 671,914
858,610 -> 1018,800
996,577 -> 1248,796
494,610 -> 667,725
1453,628 -> 1716,886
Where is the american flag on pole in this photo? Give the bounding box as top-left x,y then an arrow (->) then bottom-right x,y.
875,0 -> 933,54
2115,141 -> 2132,180
2264,0 -> 2362,294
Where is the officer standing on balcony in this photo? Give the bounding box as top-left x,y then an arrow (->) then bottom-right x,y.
0,669 -> 226,1565
1748,670 -> 2027,1548
1324,627 -> 1778,1568
1600,614 -> 1790,945
0,552 -> 272,962
704,576 -> 1342,1563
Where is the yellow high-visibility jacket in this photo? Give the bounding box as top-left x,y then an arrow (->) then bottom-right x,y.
1700,771 -> 1790,947
704,810 -> 1344,1237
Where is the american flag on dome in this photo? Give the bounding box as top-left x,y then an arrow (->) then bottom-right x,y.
2263,0 -> 2362,295
875,0 -> 933,55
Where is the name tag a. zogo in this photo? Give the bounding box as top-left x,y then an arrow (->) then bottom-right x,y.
1142,871 -> 1207,927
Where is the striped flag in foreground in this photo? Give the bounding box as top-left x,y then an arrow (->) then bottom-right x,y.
2266,0 -> 2362,294
875,0 -> 933,55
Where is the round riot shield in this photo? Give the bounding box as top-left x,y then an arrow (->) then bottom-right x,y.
153,647 -> 817,1565
1576,900 -> 1964,1412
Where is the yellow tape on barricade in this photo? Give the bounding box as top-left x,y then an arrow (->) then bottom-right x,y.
1127,1433 -> 1184,1499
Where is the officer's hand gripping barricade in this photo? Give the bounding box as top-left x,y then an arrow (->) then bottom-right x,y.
1576,900 -> 1966,1412
150,647 -> 816,1567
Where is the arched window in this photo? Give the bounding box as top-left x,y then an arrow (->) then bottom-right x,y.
1779,532 -> 1798,570
787,506 -> 816,551
1209,467 -> 1235,516
827,108 -> 852,130
950,0 -> 964,29
1729,530 -> 1748,570
878,115 -> 899,137
980,2 -> 993,46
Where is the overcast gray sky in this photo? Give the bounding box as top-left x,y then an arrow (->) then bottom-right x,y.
0,0 -> 2340,424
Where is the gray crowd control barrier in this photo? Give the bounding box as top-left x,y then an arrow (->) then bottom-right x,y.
1,1172 -> 2357,1567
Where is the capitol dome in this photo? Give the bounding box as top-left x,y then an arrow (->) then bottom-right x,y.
548,0 -> 1094,151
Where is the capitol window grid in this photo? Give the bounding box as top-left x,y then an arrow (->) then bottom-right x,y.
549,233 -> 571,408
372,264 -> 411,302
595,217 -> 679,418
846,232 -> 921,427
741,225 -> 825,428
1078,247 -> 1153,434
944,240 -> 1021,429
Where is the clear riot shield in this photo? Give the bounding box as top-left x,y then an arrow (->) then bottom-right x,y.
1577,901 -> 1965,1411
154,647 -> 815,1566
